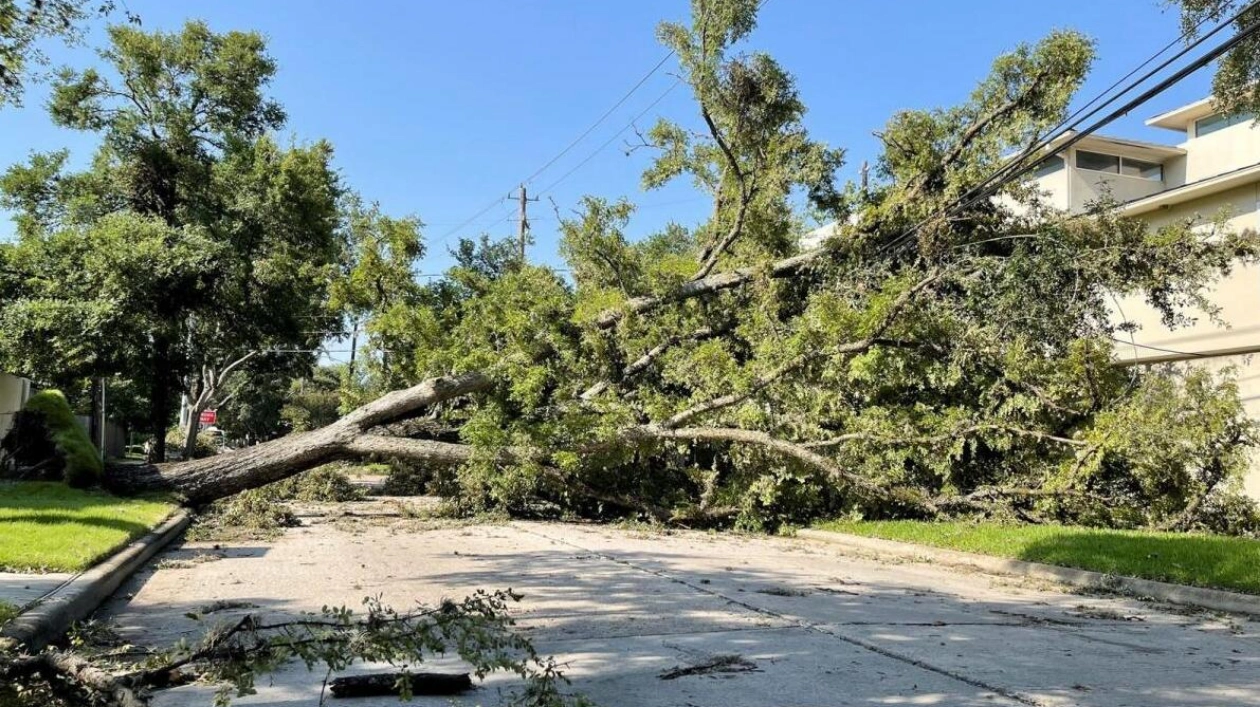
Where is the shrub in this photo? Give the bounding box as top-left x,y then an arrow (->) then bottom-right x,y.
269,464 -> 364,502
164,428 -> 219,459
1190,490 -> 1260,538
381,461 -> 430,496
21,390 -> 102,488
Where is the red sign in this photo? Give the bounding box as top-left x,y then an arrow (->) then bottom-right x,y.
199,409 -> 217,425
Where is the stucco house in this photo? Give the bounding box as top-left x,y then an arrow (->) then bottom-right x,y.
1028,98 -> 1260,497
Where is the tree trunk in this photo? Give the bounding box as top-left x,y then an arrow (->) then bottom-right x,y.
181,390 -> 203,461
105,372 -> 490,505
149,343 -> 173,463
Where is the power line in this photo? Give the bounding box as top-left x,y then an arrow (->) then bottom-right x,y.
432,54 -> 679,250
521,52 -> 676,187
537,80 -> 682,197
1108,336 -> 1208,360
951,4 -> 1248,221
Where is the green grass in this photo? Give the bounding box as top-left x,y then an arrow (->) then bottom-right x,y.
815,519 -> 1260,595
0,482 -> 175,573
0,600 -> 16,625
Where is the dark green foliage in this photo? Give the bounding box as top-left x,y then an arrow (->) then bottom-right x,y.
0,21 -> 356,460
20,390 -> 101,487
381,461 -> 430,496
269,463 -> 365,503
1174,1 -> 1260,117
340,0 -> 1260,534
0,1 -> 126,108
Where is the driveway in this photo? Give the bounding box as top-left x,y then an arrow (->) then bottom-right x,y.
97,503 -> 1260,706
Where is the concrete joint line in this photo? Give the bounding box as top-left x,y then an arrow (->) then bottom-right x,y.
513,524 -> 1048,707
797,529 -> 1260,618
0,508 -> 192,653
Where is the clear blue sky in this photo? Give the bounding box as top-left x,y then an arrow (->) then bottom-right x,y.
0,0 -> 1210,272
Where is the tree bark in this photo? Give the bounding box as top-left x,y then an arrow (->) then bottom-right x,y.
105,372 -> 491,505
182,352 -> 257,459
149,337 -> 175,463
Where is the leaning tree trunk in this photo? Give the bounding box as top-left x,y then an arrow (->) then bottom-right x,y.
104,372 -> 490,505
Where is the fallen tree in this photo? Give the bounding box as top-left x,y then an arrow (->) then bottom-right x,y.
104,372 -> 492,504
7,0 -> 1257,538
82,0 -> 1260,537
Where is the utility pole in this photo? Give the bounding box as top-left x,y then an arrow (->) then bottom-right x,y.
860,161 -> 870,196
347,318 -> 359,380
512,184 -> 539,261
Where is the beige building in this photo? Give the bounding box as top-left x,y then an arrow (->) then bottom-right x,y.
0,372 -> 33,446
1030,98 -> 1260,497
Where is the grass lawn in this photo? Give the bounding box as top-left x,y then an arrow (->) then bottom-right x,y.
0,482 -> 175,573
815,520 -> 1260,595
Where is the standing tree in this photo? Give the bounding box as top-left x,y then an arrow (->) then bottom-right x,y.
0,0 -> 128,108
0,21 -> 344,460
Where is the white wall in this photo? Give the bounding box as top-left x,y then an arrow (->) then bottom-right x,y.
1111,183 -> 1260,360
0,373 -> 30,443
1179,120 -> 1260,183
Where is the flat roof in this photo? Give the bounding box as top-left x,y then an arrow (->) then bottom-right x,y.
1146,97 -> 1216,131
1045,131 -> 1186,161
1121,162 -> 1260,216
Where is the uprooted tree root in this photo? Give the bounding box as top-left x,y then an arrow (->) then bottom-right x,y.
0,589 -> 591,707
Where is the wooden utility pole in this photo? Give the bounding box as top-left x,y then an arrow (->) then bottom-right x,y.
348,318 -> 359,380
513,184 -> 539,260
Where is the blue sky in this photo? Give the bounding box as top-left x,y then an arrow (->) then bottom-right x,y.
0,0 -> 1209,275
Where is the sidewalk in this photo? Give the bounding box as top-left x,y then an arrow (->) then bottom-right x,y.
0,571 -> 76,613
0,509 -> 191,651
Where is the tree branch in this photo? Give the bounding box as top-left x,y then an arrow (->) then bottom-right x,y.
594,248 -> 826,329
659,269 -> 942,429
804,423 -> 1086,449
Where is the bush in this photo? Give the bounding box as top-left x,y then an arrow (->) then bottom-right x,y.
1190,490 -> 1260,538
381,461 -> 430,496
21,390 -> 102,488
164,428 -> 219,459
269,464 -> 364,503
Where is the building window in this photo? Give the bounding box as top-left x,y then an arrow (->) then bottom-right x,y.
1076,150 -> 1119,173
1194,111 -> 1255,137
1033,155 -> 1064,178
1119,157 -> 1162,180
1075,150 -> 1163,181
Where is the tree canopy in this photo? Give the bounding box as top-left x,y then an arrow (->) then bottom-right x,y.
0,21 -> 420,460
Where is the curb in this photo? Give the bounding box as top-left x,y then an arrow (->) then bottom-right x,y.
0,508 -> 191,652
797,528 -> 1260,617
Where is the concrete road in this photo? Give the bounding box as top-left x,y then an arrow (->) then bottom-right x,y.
97,505 -> 1260,706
